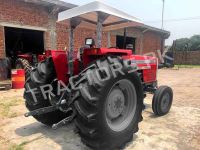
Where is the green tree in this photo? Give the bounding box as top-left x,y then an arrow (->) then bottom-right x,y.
173,35 -> 200,51
190,35 -> 200,51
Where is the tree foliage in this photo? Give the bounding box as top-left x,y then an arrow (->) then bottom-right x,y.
172,35 -> 200,51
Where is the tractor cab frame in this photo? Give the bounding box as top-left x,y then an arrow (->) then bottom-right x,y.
57,1 -> 143,77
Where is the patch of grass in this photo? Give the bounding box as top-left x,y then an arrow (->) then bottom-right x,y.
9,137 -> 43,150
9,141 -> 29,150
9,143 -> 24,150
0,98 -> 24,118
0,136 -> 25,150
174,65 -> 200,68
0,135 -> 43,150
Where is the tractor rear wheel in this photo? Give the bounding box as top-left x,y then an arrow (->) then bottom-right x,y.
24,57 -> 67,126
16,58 -> 32,78
73,57 -> 143,149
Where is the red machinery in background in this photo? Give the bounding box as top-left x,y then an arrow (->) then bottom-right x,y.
15,52 -> 47,76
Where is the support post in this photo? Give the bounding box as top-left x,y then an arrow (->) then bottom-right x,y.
68,18 -> 81,77
123,28 -> 127,49
49,16 -> 57,49
107,31 -> 111,47
96,19 -> 103,48
48,6 -> 60,49
96,12 -> 109,48
68,25 -> 74,77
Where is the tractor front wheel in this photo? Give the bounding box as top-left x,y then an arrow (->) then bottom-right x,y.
73,57 -> 144,149
152,86 -> 173,116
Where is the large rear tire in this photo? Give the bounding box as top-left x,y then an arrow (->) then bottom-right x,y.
73,57 -> 144,149
24,57 -> 67,126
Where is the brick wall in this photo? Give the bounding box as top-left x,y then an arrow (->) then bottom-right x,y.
57,23 -> 116,51
0,0 -> 165,59
174,51 -> 200,65
143,31 -> 163,55
0,0 -> 58,57
0,0 -> 49,27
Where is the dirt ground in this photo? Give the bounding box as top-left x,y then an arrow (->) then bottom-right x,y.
0,68 -> 200,150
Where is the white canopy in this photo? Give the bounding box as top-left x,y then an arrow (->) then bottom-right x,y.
57,1 -> 143,31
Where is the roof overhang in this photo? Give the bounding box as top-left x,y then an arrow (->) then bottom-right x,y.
20,0 -> 77,11
57,1 -> 143,31
136,25 -> 170,39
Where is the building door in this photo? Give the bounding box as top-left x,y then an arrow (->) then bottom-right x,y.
4,27 -> 44,59
116,35 -> 136,54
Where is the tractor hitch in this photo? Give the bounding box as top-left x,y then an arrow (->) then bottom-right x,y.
24,105 -> 58,117
52,109 -> 76,130
25,105 -> 77,129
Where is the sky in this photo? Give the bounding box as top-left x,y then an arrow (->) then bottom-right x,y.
62,0 -> 200,45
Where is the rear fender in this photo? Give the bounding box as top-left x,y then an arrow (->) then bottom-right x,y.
46,50 -> 79,83
46,50 -> 68,83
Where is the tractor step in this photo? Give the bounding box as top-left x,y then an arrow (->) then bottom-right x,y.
24,105 -> 58,117
52,110 -> 76,130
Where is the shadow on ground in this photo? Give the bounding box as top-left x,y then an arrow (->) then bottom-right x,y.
14,102 -> 156,150
15,121 -> 141,150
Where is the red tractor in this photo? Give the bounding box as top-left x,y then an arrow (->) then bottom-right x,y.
24,2 -> 173,150
15,53 -> 47,77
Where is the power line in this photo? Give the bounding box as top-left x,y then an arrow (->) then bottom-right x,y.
145,16 -> 200,23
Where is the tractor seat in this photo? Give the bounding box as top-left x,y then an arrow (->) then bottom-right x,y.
79,45 -> 90,56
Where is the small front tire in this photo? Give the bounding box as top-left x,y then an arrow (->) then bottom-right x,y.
152,86 -> 173,116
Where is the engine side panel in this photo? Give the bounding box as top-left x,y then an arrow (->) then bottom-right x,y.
83,48 -> 132,56
82,48 -> 132,67
122,55 -> 158,83
82,48 -> 158,83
